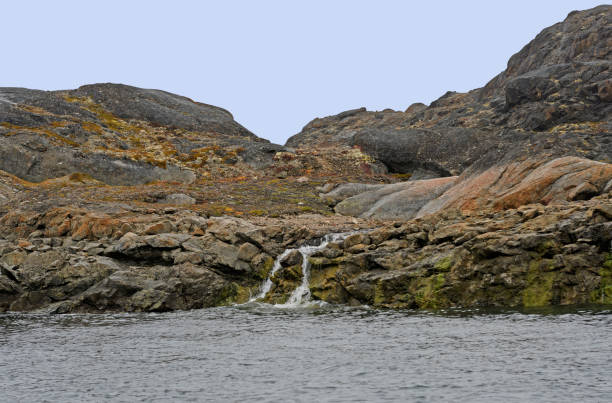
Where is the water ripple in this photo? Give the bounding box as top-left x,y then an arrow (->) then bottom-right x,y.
1,306 -> 610,402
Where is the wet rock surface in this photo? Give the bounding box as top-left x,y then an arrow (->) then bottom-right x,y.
306,195 -> 612,309
0,210 -> 375,313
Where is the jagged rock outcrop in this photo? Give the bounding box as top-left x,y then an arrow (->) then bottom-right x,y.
0,173 -> 610,312
305,195 -> 612,309
2,192 -> 609,312
0,209 -> 373,313
479,5 -> 611,103
287,6 -> 611,177
306,6 -> 612,221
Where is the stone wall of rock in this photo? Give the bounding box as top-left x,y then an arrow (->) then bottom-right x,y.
0,209 -> 374,313
306,196 -> 612,308
286,6 -> 611,178
0,192 -> 609,312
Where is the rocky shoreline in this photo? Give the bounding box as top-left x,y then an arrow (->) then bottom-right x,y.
0,6 -> 611,312
0,192 -> 609,313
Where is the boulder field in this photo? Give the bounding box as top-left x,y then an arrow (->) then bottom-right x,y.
0,5 -> 610,312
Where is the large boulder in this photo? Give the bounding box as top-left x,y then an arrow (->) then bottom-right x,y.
320,183 -> 385,205
351,127 -> 499,176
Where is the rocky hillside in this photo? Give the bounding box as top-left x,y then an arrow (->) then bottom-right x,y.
292,6 -> 612,222
0,83 -> 281,185
0,83 -> 388,216
0,6 -> 610,313
287,4 -> 611,178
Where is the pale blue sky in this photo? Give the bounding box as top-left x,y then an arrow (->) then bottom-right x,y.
1,1 -> 606,144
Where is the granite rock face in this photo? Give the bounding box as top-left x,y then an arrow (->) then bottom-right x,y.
333,177 -> 458,220
0,209 -> 374,313
326,156 -> 612,220
0,193 -> 609,312
306,195 -> 612,309
418,156 -> 612,216
300,6 -> 612,221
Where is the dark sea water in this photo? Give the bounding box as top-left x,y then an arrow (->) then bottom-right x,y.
1,304 -> 611,402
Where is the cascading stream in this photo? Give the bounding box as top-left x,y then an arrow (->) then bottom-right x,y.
248,232 -> 355,307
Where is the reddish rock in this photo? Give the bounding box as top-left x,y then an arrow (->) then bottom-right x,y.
71,219 -> 91,241
17,239 -> 31,248
144,221 -> 175,235
91,219 -> 116,239
418,157 -> 612,217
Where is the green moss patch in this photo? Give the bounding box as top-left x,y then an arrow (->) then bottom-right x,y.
522,260 -> 556,307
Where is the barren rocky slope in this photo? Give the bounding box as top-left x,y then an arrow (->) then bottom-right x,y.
288,5 -> 611,177
0,6 -> 610,312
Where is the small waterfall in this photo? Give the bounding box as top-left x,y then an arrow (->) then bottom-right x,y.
250,249 -> 292,301
248,232 -> 354,307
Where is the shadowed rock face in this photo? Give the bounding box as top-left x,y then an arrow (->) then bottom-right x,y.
287,5 -> 611,176
352,127 -> 496,177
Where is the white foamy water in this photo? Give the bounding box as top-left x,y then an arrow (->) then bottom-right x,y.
249,232 -> 355,307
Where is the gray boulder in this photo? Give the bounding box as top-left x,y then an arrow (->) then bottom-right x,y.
320,183 -> 385,205
351,127 -> 498,176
